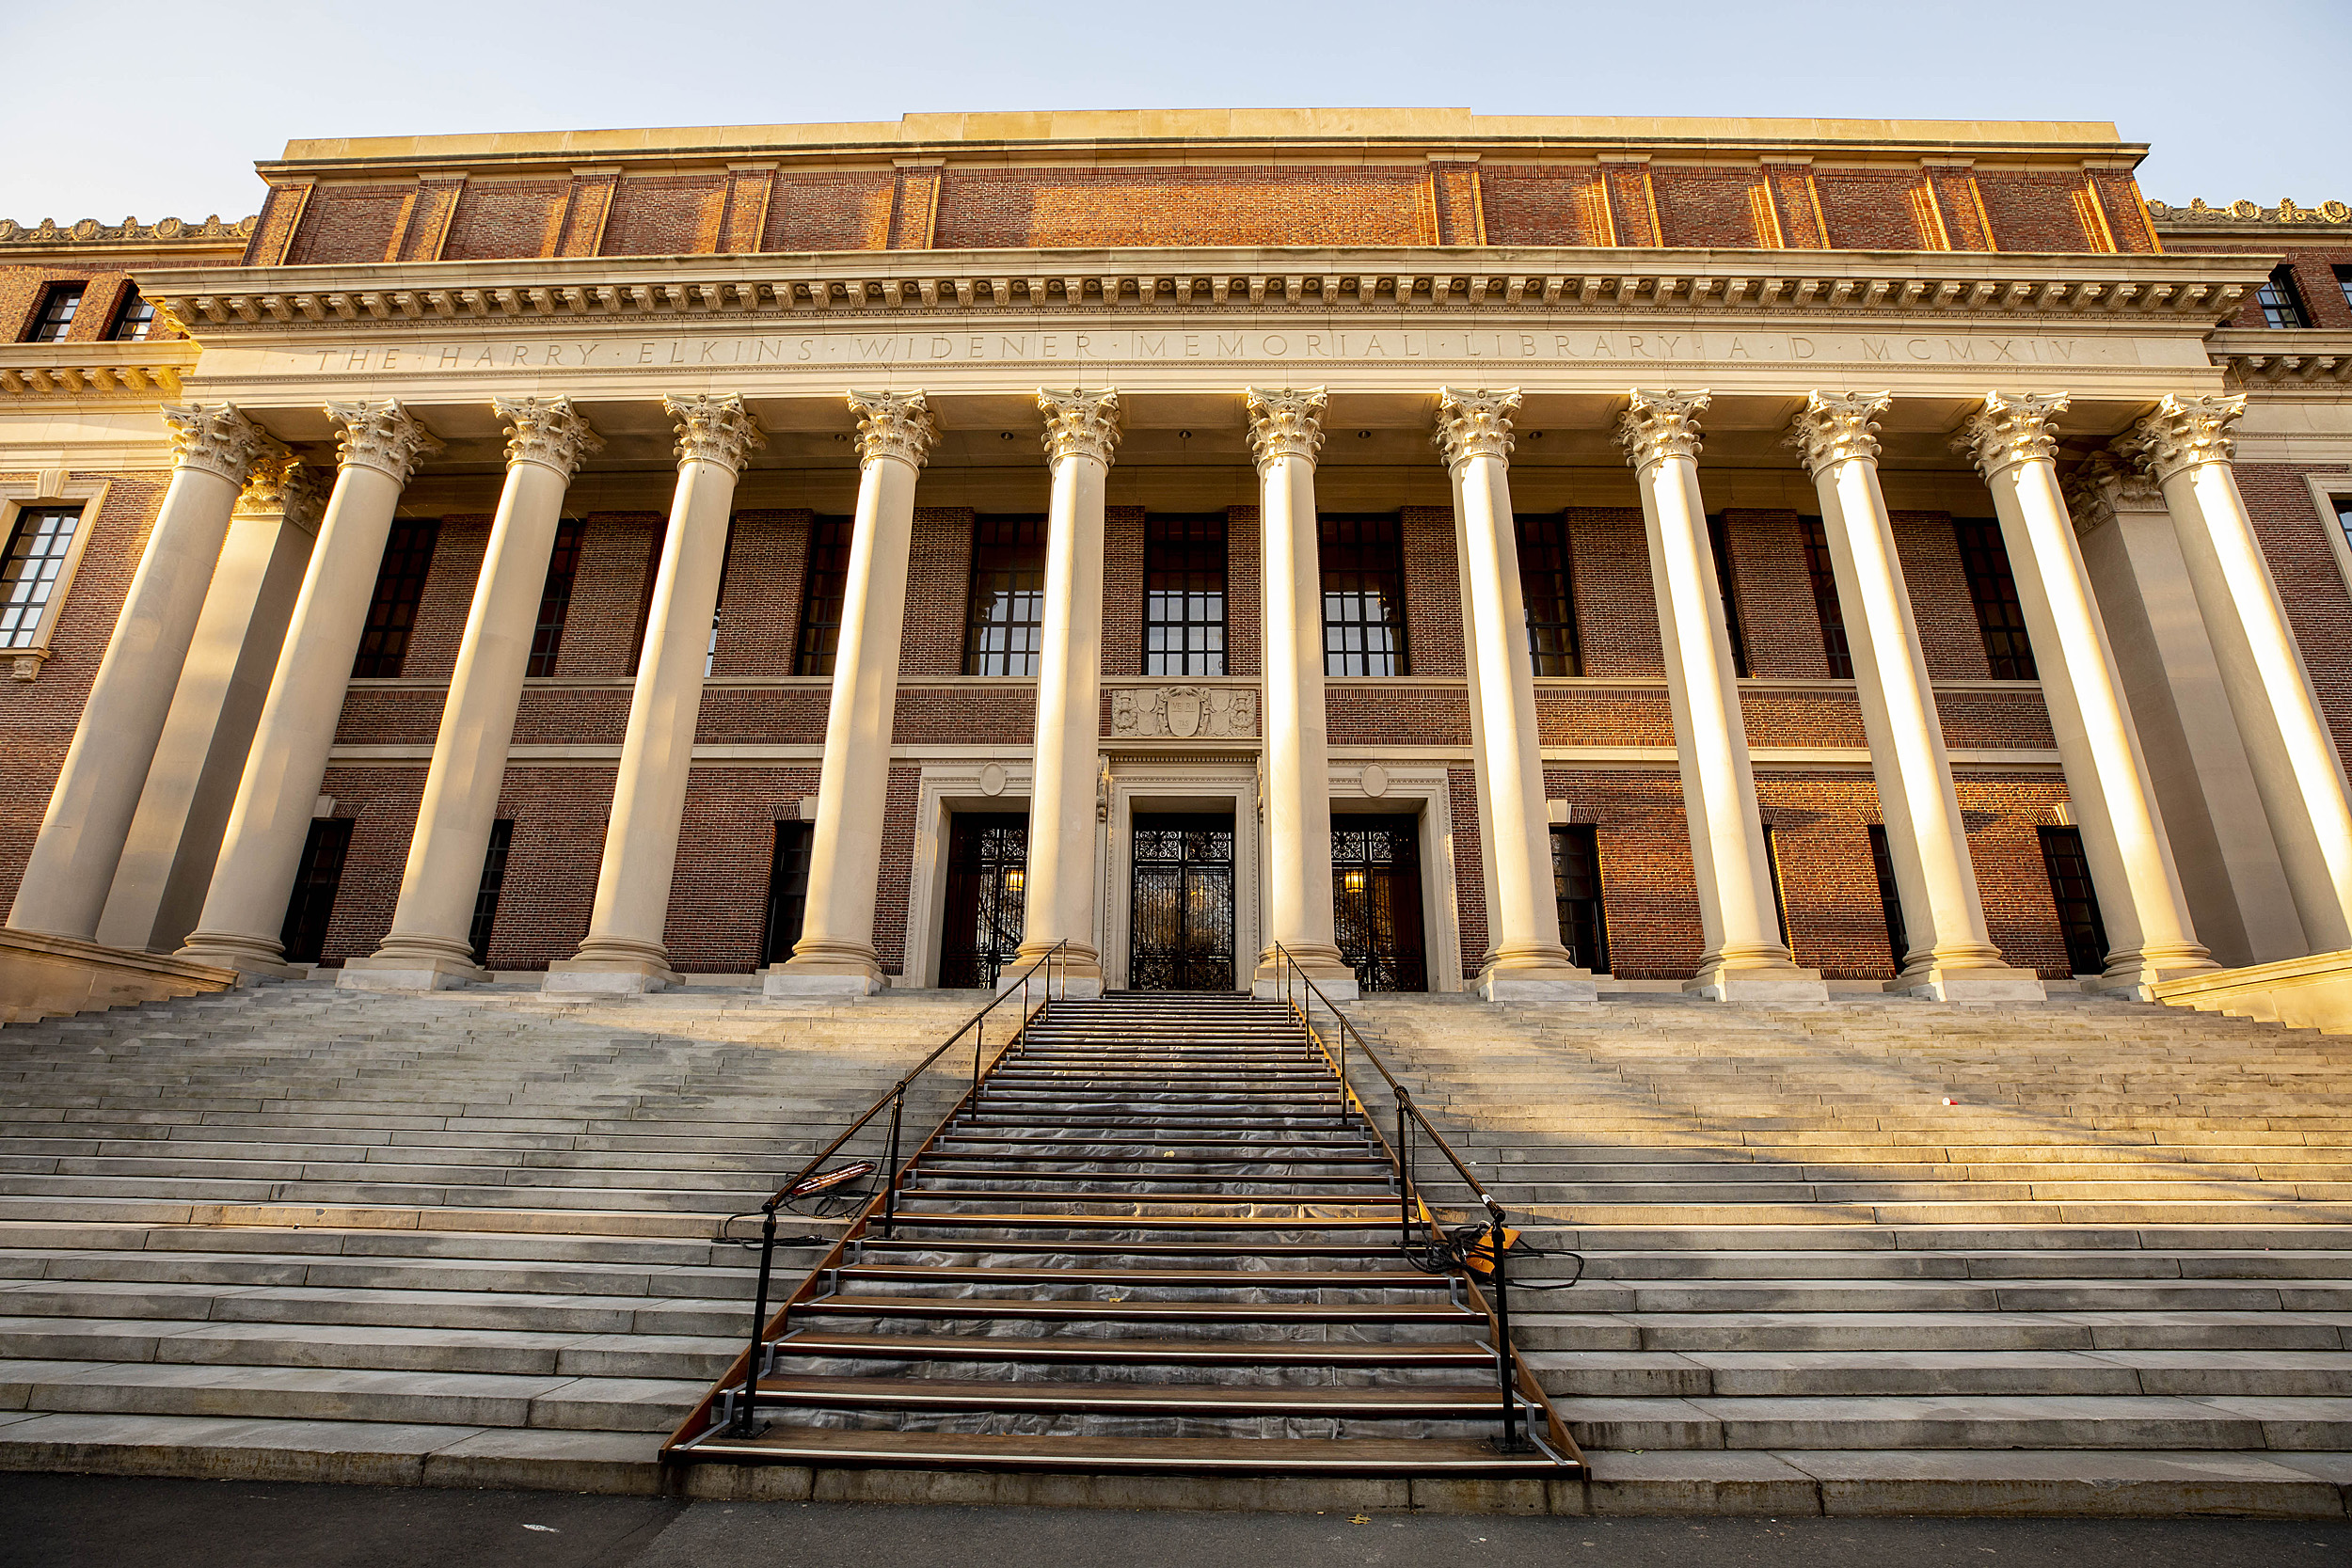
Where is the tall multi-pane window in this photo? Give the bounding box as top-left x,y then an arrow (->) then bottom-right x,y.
1706,515 -> 1750,677
25,285 -> 82,343
0,507 -> 82,648
1952,518 -> 2037,680
1142,514 -> 1228,676
1799,517 -> 1853,678
793,515 -> 855,676
351,519 -> 440,677
109,290 -> 156,342
469,821 -> 515,964
1320,515 -> 1408,676
1517,513 -> 1582,676
2256,264 -> 2312,329
964,515 -> 1048,676
525,518 -> 584,677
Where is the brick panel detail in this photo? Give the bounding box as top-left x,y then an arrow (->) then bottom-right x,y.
599,175 -> 726,258
1101,506 -> 1147,677
395,178 -> 465,262
442,181 -> 569,261
1430,166 -> 1483,245
1480,166 -> 1614,247
1975,171 -> 2100,253
1448,765 -> 1487,973
1892,511 -> 1993,680
556,174 -> 619,257
764,172 -> 895,252
1601,164 -> 1661,247
669,767 -> 823,970
894,685 -> 1037,746
285,185 -> 410,265
1227,504 -> 1262,679
1534,689 -> 1677,747
1326,687 -> 1470,747
932,166 -> 1432,250
711,510 -> 814,677
243,182 -> 311,266
1721,509 -> 1830,677
1815,171 -> 1926,251
1547,769 -> 1702,979
397,516 -> 487,680
1926,168 -> 1992,252
1765,166 -> 1827,248
873,765 -> 921,974
900,509 -> 976,676
1568,507 -> 1663,676
887,168 -> 942,250
720,169 -> 775,253
1400,505 -> 1462,678
1653,167 -> 1768,247
553,513 -> 663,677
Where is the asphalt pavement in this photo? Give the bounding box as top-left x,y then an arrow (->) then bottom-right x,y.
3,1475 -> 2346,1568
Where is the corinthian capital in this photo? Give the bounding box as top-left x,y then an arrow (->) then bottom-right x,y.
161,403 -> 285,486
234,452 -> 329,532
1245,387 -> 1327,471
1037,388 -> 1121,467
2064,450 -> 2167,538
1785,391 -> 1892,478
661,393 -> 765,475
325,399 -> 444,485
1434,388 -> 1520,470
1614,389 -> 1711,473
1955,392 -> 2067,481
2122,393 -> 2246,484
847,389 -> 939,469
495,396 -> 604,482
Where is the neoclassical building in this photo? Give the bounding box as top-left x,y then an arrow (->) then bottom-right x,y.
3,110 -> 2350,1023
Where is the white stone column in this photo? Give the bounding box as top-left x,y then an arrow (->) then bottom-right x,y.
178,401 -> 443,975
1012,388 -> 1119,997
1244,388 -> 1356,1000
1617,389 -> 1826,1001
8,404 -> 285,942
546,395 -> 762,994
771,390 -> 937,997
1958,392 -> 2213,992
96,457 -> 325,955
2070,453 -> 2303,968
2125,394 -> 2352,957
1438,388 -> 1595,1002
1789,392 -> 2043,1001
343,398 -> 602,991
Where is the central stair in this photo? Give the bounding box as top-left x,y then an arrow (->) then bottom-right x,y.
665,992 -> 1582,1481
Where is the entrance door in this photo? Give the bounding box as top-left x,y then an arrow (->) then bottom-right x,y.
939,812 -> 1027,988
762,821 -> 814,966
1128,813 -> 1237,991
1332,816 -> 1427,992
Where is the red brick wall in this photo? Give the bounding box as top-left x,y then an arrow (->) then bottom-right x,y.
1326,687 -> 1471,748
670,767 -> 824,971
1652,167 -> 1769,247
1226,504 -> 1262,680
764,172 -> 896,252
1720,509 -> 1830,677
1601,164 -> 1661,247
1448,765 -> 1487,974
1567,508 -> 1663,675
1400,505 -> 1462,678
1926,168 -> 1992,252
1548,769 -> 1704,979
1100,506 -> 1147,678
442,181 -> 568,261
2175,242 -> 2352,329
599,175 -> 728,258
284,185 -> 409,264
1975,170 -> 2100,253
932,166 -> 1433,249
711,510 -> 814,678
874,764 -> 921,975
553,513 -> 664,677
1894,511 -> 1994,680
1766,166 -> 1827,248
1,265 -> 189,346
1814,171 -> 1927,251
900,508 -> 976,676
396,515 -> 487,680
1480,166 -> 1614,247
2238,463 -> 2352,766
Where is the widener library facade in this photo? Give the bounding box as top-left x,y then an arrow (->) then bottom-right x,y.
4,109 -> 2352,1021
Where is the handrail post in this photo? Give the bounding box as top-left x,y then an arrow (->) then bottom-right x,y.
726,1203 -> 777,1437
974,1013 -> 983,1096
1395,1092 -> 1413,1252
880,1087 -> 905,1240
1490,1204 -> 1520,1451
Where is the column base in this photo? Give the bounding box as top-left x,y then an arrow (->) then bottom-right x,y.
173,928 -> 307,981
2149,946 -> 2352,1034
1475,942 -> 1597,1004
1686,944 -> 1830,1002
1251,942 -> 1358,1002
2088,942 -> 2219,1001
1887,953 -> 2048,1003
544,938 -> 679,995
0,927 -> 240,1023
339,935 -> 489,993
765,939 -> 885,998
1004,942 -> 1103,999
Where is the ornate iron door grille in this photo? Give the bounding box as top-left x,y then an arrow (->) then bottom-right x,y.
1332,816 -> 1427,992
938,813 -> 1028,989
1549,823 -> 1610,974
1127,813 -> 1237,991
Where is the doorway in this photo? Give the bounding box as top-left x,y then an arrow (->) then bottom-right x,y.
1128,812 -> 1237,991
938,812 -> 1027,988
1332,815 -> 1427,992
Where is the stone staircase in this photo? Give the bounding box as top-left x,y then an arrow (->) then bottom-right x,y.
1344,991 -> 2352,1516
667,992 -> 1578,1490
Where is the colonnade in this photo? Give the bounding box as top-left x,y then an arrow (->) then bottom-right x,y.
12,382 -> 2352,1005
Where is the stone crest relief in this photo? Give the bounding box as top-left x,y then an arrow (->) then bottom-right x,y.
1109,685 -> 1259,739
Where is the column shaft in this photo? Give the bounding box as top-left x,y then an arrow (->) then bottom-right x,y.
179,402 -> 442,974
9,406 -> 280,942
1962,393 -> 2212,992
1619,391 -> 1825,1000
1792,393 -> 2042,1000
1245,388 -> 1354,998
547,395 -> 759,993
772,391 -> 935,997
1014,389 -> 1119,996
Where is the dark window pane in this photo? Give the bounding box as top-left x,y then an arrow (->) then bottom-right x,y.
763,821 -> 815,965
279,818 -> 354,965
1760,822 -> 1791,952
1143,514 -> 1228,677
27,285 -> 82,343
2257,264 -> 2312,329
1549,823 -> 1610,973
2039,825 -> 2108,976
0,506 -> 82,648
469,820 -> 515,964
964,515 -> 1048,676
794,515 -> 855,676
526,518 -> 584,678
1320,515 -> 1408,677
109,291 -> 155,342
1953,518 -> 2037,680
1706,515 -> 1750,677
2335,497 -> 2352,562
1517,513 -> 1582,676
352,519 -> 440,678
2337,264 -> 2352,314
1800,516 -> 1853,679
1867,823 -> 1908,973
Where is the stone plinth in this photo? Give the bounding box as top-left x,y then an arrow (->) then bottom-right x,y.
0,928 -> 240,1022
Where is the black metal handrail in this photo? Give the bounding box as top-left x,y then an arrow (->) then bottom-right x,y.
1269,942 -> 1551,1457
716,940 -> 1068,1439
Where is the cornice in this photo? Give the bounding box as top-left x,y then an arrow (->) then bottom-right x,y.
131,247 -> 2273,340
0,341 -> 196,401
2210,328 -> 2352,386
0,214 -> 257,255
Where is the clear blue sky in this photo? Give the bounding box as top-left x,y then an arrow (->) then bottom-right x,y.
3,0 -> 2343,225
